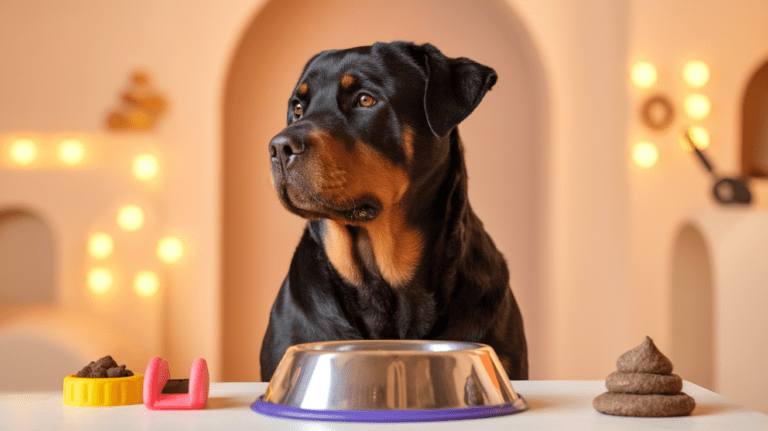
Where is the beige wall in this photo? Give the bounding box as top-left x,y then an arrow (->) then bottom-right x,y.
0,0 -> 767,399
0,0 -> 259,380
627,0 -> 768,369
517,1 -> 634,380
0,134 -> 169,387
625,0 -> 768,412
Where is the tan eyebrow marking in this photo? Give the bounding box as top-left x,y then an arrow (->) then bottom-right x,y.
297,82 -> 308,95
341,74 -> 355,89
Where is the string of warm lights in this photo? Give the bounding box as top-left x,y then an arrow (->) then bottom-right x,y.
2,134 -> 184,298
59,139 -> 86,166
631,59 -> 712,168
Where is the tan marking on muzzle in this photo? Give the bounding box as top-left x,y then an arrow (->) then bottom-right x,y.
306,129 -> 421,287
348,143 -> 421,287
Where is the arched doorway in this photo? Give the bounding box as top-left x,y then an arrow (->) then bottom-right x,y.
670,223 -> 714,389
0,208 -> 56,306
742,59 -> 768,178
222,0 -> 549,381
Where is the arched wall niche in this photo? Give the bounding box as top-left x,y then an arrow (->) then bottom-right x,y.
742,59 -> 768,178
222,0 -> 550,381
0,208 -> 56,306
670,223 -> 714,390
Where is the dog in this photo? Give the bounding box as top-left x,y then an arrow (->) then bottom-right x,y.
260,41 -> 528,382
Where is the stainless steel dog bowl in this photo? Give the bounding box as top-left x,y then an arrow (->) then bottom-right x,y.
251,340 -> 529,422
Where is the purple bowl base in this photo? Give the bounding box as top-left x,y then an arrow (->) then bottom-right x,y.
251,395 -> 529,422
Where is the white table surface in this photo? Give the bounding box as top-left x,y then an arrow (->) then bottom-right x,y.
2,380 -> 767,430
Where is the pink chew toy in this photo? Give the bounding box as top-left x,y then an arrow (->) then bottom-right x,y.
143,357 -> 209,410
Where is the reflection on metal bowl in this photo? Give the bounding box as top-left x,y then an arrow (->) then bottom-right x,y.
251,340 -> 529,422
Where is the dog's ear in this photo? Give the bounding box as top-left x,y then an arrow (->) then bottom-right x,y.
413,43 -> 498,138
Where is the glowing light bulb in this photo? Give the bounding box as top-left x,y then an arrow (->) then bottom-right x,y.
680,126 -> 710,152
684,94 -> 711,120
157,236 -> 184,263
134,270 -> 160,298
10,138 -> 37,166
88,233 -> 114,260
59,138 -> 85,166
87,267 -> 113,294
631,62 -> 658,89
133,154 -> 159,180
117,205 -> 144,231
683,61 -> 710,88
632,141 -> 659,168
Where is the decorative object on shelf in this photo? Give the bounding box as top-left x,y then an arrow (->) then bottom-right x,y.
107,71 -> 167,130
594,336 -> 695,417
683,130 -> 752,205
640,95 -> 675,132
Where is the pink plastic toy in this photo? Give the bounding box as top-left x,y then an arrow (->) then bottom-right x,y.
143,357 -> 209,410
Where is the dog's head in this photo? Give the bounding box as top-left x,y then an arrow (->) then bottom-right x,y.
268,41 -> 497,224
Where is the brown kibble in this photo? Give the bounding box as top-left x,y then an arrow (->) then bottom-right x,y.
90,367 -> 109,378
106,365 -> 133,378
74,356 -> 133,378
616,336 -> 673,375
95,356 -> 118,370
77,361 -> 96,377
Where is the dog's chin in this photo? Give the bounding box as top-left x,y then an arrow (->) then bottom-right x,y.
277,184 -> 381,223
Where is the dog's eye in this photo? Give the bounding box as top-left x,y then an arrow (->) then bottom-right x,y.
357,94 -> 375,108
293,103 -> 303,118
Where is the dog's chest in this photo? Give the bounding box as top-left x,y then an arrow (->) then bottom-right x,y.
344,279 -> 437,340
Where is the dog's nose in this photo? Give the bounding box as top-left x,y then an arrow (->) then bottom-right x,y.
269,134 -> 305,167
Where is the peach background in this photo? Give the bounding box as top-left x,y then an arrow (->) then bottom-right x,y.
1,0 -> 768,412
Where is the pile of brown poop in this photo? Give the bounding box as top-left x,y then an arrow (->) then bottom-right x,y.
594,337 -> 695,417
76,356 -> 134,378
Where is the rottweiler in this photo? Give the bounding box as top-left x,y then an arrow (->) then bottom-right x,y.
261,41 -> 528,381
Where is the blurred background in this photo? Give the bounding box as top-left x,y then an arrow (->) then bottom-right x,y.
1,0 -> 767,414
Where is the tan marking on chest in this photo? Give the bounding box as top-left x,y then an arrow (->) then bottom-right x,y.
402,124 -> 415,164
324,220 -> 363,286
364,206 -> 423,287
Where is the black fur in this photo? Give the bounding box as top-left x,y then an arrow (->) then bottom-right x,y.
261,41 -> 527,381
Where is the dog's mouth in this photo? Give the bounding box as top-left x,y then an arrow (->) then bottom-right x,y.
280,183 -> 381,223
341,201 -> 380,222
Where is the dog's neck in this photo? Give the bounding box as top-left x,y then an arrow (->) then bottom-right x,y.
323,130 -> 464,289
323,211 -> 421,288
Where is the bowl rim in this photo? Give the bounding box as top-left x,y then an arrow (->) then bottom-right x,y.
290,339 -> 492,353
251,394 -> 529,422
